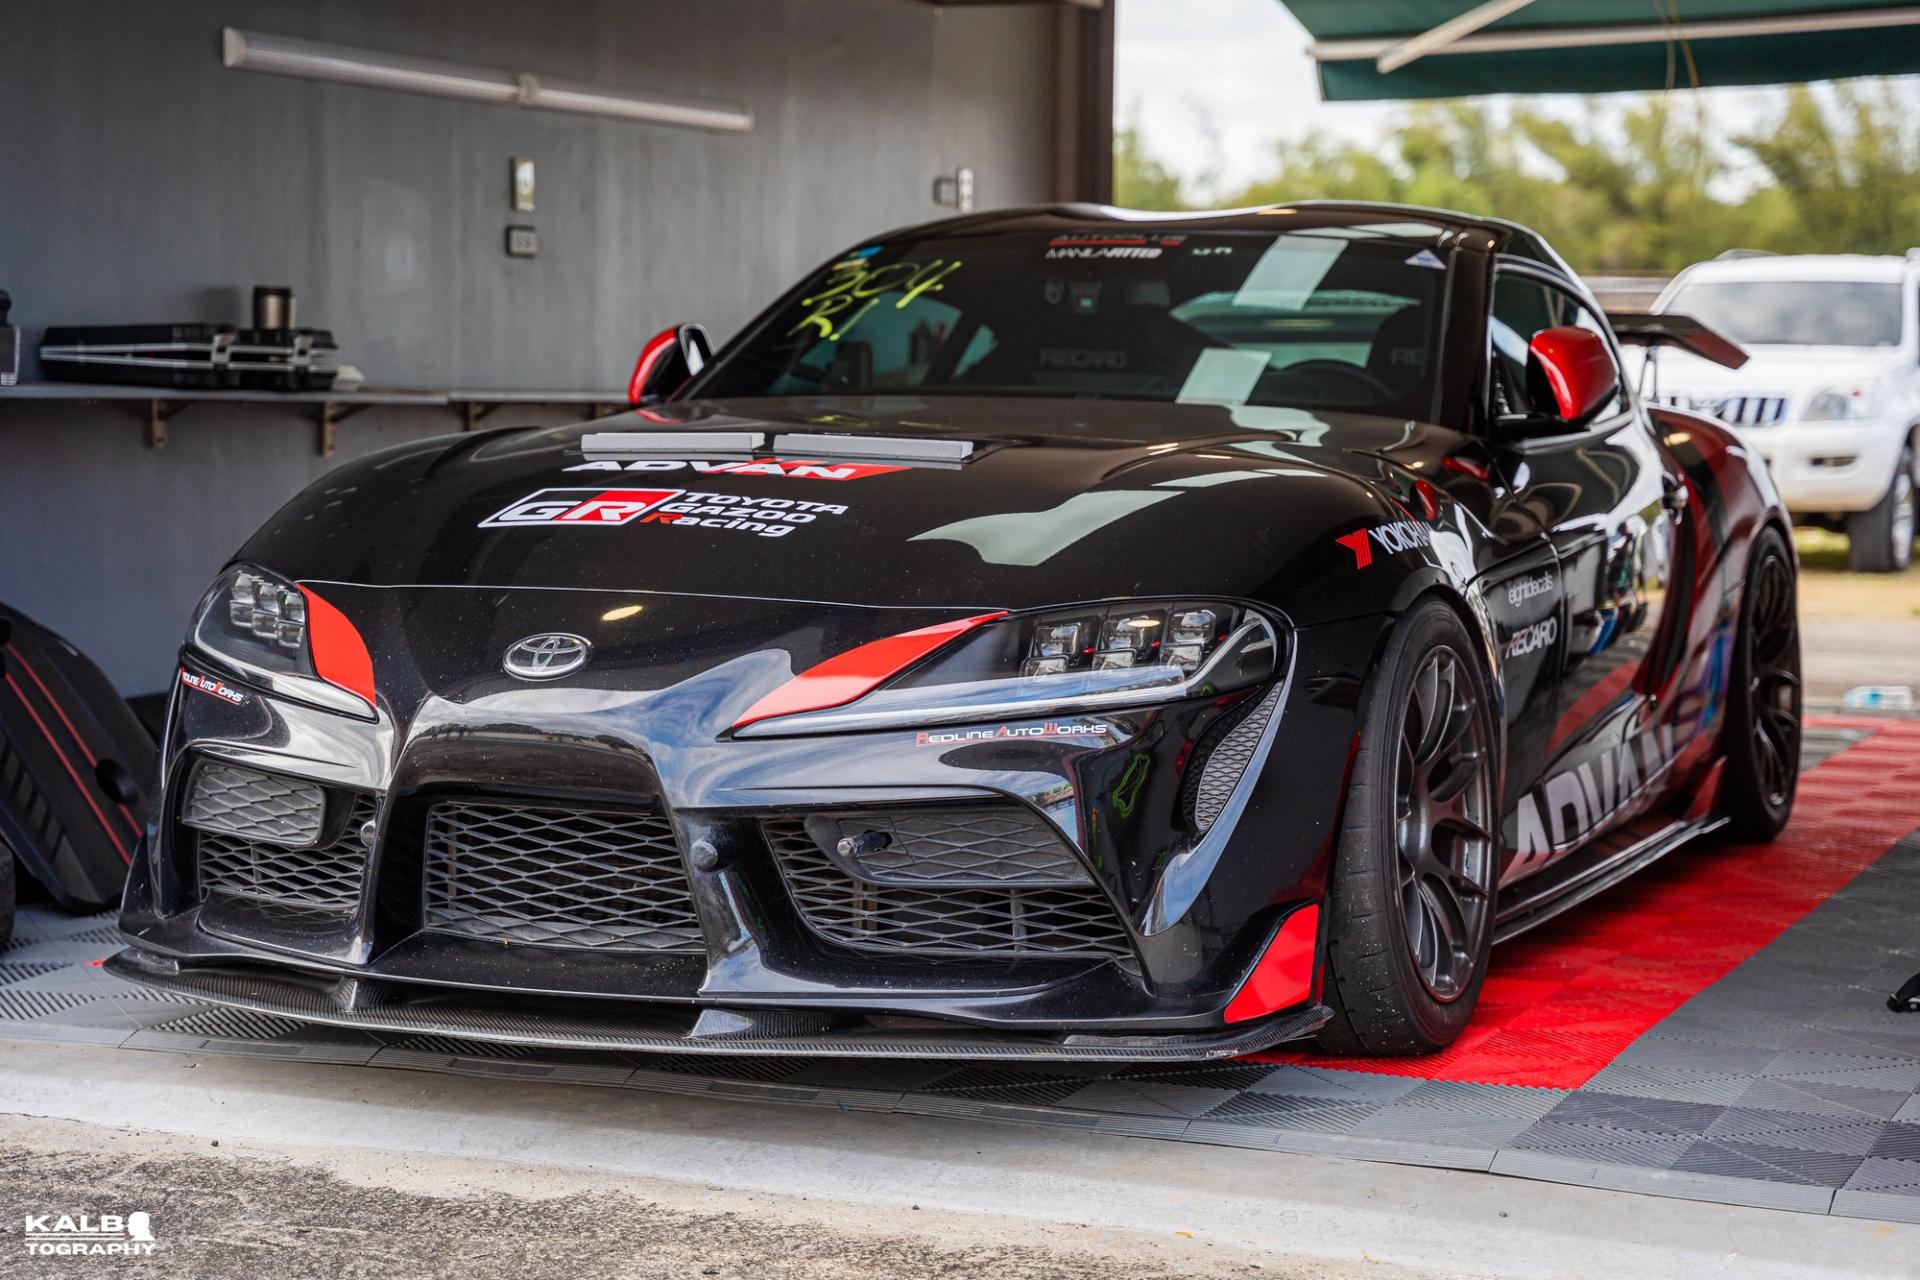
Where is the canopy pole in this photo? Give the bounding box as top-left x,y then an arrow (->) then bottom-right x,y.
1376,0 -> 1540,73
1313,5 -> 1920,64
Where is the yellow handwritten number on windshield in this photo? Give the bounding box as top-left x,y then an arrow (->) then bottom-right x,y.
788,259 -> 963,340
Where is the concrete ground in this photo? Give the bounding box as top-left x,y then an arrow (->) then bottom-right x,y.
0,1038 -> 1911,1280
1794,529 -> 1920,706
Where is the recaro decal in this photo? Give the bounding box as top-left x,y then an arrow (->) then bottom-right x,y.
1505,617 -> 1559,660
564,457 -> 907,481
479,488 -> 683,528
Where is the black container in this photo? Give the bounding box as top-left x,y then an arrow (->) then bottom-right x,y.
39,323 -> 238,389
231,327 -> 339,392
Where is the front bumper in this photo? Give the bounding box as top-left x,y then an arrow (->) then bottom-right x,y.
119,588 -> 1382,1060
1741,418 -> 1910,514
104,947 -> 1330,1060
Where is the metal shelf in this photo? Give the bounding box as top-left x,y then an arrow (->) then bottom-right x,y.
0,382 -> 629,454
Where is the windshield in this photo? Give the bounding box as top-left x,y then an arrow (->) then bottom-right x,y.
1664,279 -> 1903,347
691,229 -> 1451,416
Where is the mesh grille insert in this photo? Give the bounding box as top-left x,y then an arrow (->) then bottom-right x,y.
1191,684 -> 1284,834
764,812 -> 1132,959
184,762 -> 325,847
814,806 -> 1090,887
423,801 -> 703,952
197,791 -> 373,914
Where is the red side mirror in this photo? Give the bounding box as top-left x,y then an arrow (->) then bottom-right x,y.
1526,326 -> 1618,425
627,323 -> 713,405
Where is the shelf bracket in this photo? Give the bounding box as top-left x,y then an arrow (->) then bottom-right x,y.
457,400 -> 503,432
144,399 -> 191,449
314,401 -> 371,457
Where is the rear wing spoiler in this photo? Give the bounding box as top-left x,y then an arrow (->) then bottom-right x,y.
1605,311 -> 1748,370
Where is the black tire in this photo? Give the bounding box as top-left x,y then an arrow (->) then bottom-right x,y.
1317,600 -> 1499,1056
1846,447 -> 1914,573
1717,526 -> 1802,843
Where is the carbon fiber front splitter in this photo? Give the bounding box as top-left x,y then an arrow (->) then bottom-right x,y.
104,949 -> 1331,1062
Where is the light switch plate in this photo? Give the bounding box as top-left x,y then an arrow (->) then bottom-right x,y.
511,156 -> 535,212
506,225 -> 538,258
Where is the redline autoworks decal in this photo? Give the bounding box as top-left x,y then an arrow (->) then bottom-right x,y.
479,488 -> 683,528
915,721 -> 1114,748
1043,232 -> 1186,261
1335,519 -> 1434,569
564,457 -> 906,481
180,669 -> 245,705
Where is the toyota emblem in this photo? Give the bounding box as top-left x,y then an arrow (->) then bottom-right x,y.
503,633 -> 592,680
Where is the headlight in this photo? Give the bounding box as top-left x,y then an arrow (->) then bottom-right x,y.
1804,383 -> 1877,421
186,565 -> 374,717
733,600 -> 1281,737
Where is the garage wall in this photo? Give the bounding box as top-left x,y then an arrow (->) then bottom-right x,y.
0,0 -> 1062,693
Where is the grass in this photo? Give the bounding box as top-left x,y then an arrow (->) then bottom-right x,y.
1792,527 -> 1920,621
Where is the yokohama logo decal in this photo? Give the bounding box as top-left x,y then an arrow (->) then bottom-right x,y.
479,488 -> 683,528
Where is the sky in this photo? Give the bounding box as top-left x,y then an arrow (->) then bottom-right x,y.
1114,0 -> 1400,197
1111,0 -> 1834,202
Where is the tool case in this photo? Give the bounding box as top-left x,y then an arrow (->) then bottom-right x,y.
0,601 -> 153,913
231,327 -> 340,391
39,323 -> 339,392
39,323 -> 239,389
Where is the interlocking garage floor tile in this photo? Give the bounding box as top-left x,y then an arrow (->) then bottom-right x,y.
4,717 -> 1918,1219
1670,1138 -> 1865,1188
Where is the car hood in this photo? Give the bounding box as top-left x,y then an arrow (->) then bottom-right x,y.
239,396 -> 1453,626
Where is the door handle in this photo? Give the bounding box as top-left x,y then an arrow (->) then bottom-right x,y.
1662,474 -> 1690,515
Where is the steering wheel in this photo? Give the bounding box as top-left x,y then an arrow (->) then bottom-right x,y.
1273,359 -> 1397,403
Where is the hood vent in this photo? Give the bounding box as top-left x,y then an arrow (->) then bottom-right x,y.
773,433 -> 974,463
581,430 -> 766,453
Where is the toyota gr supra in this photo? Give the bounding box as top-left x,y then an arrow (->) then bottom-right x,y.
112,202 -> 1802,1061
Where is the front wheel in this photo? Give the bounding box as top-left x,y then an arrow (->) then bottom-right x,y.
1846,447 -> 1914,573
1317,600 -> 1499,1056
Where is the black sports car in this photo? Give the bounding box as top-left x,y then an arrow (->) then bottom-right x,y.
113,202 -> 1801,1061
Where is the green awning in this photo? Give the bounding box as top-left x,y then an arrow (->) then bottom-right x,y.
1280,2 -> 1920,100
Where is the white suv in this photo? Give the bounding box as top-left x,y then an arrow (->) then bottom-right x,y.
1645,251 -> 1920,571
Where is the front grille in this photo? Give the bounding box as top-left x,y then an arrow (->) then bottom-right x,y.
764,810 -> 1132,959
193,785 -> 373,914
1657,392 -> 1789,426
422,801 -> 704,952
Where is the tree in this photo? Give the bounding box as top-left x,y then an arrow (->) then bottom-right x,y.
1123,79 -> 1920,271
1113,125 -> 1190,210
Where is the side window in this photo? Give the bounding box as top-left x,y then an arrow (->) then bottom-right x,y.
1490,273 -> 1623,423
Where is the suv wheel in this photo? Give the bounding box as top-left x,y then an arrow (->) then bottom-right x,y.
1847,445 -> 1915,573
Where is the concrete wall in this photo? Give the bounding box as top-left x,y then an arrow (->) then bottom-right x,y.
0,0 -> 1062,693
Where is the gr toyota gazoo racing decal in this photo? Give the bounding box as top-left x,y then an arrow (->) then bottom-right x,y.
565,457 -> 906,481
479,488 -> 683,528
479,487 -> 849,539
